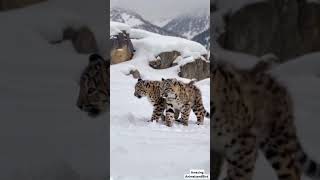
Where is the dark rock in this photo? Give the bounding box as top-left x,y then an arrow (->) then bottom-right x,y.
111,31 -> 135,64
50,26 -> 99,54
149,51 -> 181,69
217,0 -> 320,61
178,57 -> 210,80
71,26 -> 98,54
128,69 -> 141,79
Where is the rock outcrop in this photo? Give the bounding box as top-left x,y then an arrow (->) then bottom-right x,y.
178,57 -> 210,80
149,51 -> 181,69
64,26 -> 99,54
111,31 -> 134,64
128,69 -> 141,79
51,26 -> 99,54
217,0 -> 320,61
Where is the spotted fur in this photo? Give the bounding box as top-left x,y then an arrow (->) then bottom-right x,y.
160,78 -> 209,127
211,60 -> 320,180
134,79 -> 168,122
77,54 -> 109,117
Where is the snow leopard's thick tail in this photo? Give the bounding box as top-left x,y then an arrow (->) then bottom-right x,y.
296,141 -> 320,179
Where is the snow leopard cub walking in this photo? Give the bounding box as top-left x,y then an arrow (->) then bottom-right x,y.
134,79 -> 180,123
211,60 -> 320,180
160,78 -> 209,127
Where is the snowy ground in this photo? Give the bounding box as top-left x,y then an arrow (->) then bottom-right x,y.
0,0 -> 108,179
110,23 -> 210,179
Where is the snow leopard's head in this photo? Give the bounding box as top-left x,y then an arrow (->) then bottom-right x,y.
77,54 -> 109,117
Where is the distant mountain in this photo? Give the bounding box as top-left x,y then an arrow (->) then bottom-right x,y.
192,29 -> 210,48
111,7 -> 181,37
153,18 -> 172,28
163,12 -> 209,39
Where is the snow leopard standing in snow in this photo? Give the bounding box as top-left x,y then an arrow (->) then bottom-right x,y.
160,78 -> 210,127
134,79 -> 180,123
211,60 -> 320,180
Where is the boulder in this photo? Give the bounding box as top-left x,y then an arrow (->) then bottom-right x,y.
111,31 -> 134,64
178,57 -> 210,80
0,0 -> 46,11
51,26 -> 99,54
149,51 -> 181,69
128,69 -> 141,79
63,26 -> 98,54
217,0 -> 320,61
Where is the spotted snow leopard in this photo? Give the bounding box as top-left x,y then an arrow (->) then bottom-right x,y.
211,60 -> 320,180
160,78 -> 209,127
77,53 -> 109,117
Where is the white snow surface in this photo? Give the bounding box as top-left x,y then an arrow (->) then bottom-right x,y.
0,0 -> 108,179
110,24 -> 210,179
132,32 -> 207,59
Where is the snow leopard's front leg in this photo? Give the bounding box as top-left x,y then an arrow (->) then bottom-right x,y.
224,133 -> 257,180
180,103 -> 191,126
165,103 -> 175,127
149,102 -> 165,122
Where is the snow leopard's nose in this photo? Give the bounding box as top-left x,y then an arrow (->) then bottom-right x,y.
134,92 -> 142,98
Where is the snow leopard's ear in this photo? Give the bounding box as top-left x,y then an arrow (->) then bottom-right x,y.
138,78 -> 142,82
161,78 -> 165,81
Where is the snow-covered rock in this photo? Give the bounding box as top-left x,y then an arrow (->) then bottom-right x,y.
111,22 -> 135,64
214,0 -> 320,61
178,57 -> 210,80
149,51 -> 181,69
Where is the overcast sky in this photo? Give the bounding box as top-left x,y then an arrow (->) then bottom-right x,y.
110,0 -> 209,22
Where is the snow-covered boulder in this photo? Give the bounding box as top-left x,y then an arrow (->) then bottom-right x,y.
110,22 -> 135,64
149,51 -> 181,69
51,26 -> 99,54
68,26 -> 98,54
216,0 -> 320,61
178,56 -> 210,80
128,69 -> 141,79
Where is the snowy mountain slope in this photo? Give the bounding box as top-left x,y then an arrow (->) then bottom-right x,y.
111,7 -> 181,37
0,0 -> 108,179
153,18 -> 172,28
192,29 -> 210,48
110,22 -> 210,179
213,49 -> 320,180
163,11 -> 209,39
